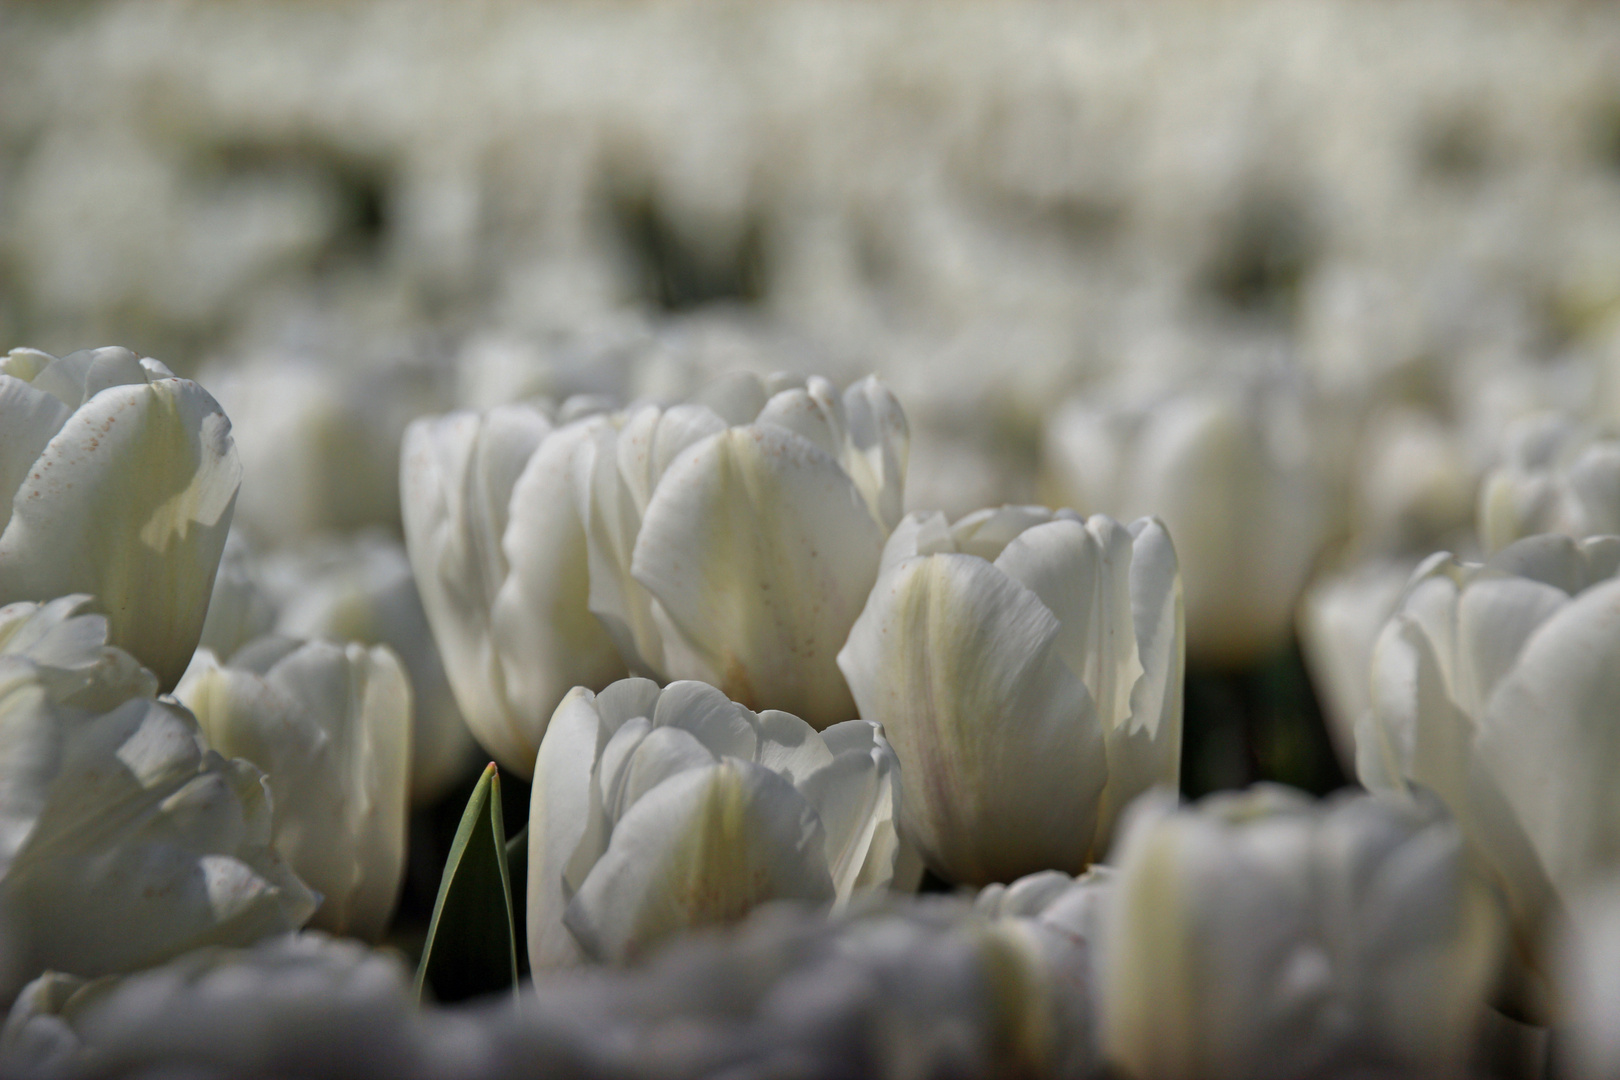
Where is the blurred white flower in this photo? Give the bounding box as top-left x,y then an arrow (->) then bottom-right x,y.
1296,557 -> 1419,770
401,400 -> 624,778
575,371 -> 907,729
1043,380 -> 1334,667
0,596 -> 314,995
527,678 -> 911,967
1478,412 -> 1620,553
1561,878 -> 1620,1080
1099,786 -> 1504,1080
0,347 -> 241,689
838,506 -> 1182,885
177,636 -> 410,940
1358,534 -> 1620,984
1348,406 -> 1475,555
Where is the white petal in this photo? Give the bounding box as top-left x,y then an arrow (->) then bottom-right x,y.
879,510 -> 953,576
527,687 -> 611,969
838,553 -> 1106,884
795,719 -> 903,901
754,708 -> 835,785
650,680 -> 760,760
563,758 -> 833,961
0,377 -> 240,689
839,376 -> 909,533
631,425 -> 883,728
947,505 -> 1059,562
0,375 -> 70,533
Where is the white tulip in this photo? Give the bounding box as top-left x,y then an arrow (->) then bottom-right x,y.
177,637 -> 411,940
401,401 -> 624,777
1295,557 -> 1418,770
1043,381 -> 1333,667
1560,878 -> 1620,1080
0,596 -> 314,994
1478,412 -> 1620,553
575,371 -> 906,728
0,347 -> 240,689
1358,533 -> 1620,966
838,506 -> 1182,885
1099,786 -> 1504,1080
527,677 -> 911,967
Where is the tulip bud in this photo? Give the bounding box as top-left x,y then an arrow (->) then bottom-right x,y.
178,636 -> 411,940
527,678 -> 910,967
1043,381 -> 1333,667
401,401 -> 624,777
0,347 -> 241,689
1478,412 -> 1620,553
838,506 -> 1182,885
0,596 -> 314,994
574,371 -> 906,728
1359,534 -> 1620,971
1099,786 -> 1504,1080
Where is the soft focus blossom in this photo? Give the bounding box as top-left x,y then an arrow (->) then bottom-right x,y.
0,347 -> 240,689
839,506 -> 1182,885
527,678 -> 911,968
178,636 -> 411,940
1561,879 -> 1620,1080
575,371 -> 906,729
1296,557 -> 1418,769
1478,412 -> 1620,553
1099,786 -> 1504,1080
1347,406 -> 1475,556
1358,534 -> 1620,982
1043,380 -> 1334,667
401,399 -> 624,778
0,596 -> 314,996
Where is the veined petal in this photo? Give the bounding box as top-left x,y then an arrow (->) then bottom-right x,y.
631,425 -> 883,728
0,376 -> 240,689
838,553 -> 1106,884
563,758 -> 833,962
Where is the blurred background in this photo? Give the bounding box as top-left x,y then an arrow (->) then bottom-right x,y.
7,0 -> 1620,864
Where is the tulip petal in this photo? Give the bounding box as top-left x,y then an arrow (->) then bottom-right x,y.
796,719 -> 902,901
838,553 -> 1106,884
563,758 -> 833,961
754,708 -> 835,785
0,376 -> 241,689
839,376 -> 909,533
651,680 -> 759,760
632,425 -> 883,728
0,376 -> 69,533
527,687 -> 611,969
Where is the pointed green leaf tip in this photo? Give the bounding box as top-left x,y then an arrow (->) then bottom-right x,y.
415,763 -> 519,1004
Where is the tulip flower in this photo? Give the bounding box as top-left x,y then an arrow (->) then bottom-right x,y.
527,678 -> 911,967
1360,533 -> 1620,975
401,401 -> 625,777
838,506 -> 1182,885
0,595 -> 314,995
573,371 -> 906,729
1099,786 -> 1504,1080
178,636 -> 411,940
0,347 -> 241,689
1561,879 -> 1620,1080
1043,381 -> 1333,667
1478,412 -> 1620,553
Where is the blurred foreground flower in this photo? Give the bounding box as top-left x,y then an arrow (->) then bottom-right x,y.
3,873 -> 1113,1080
1043,380 -> 1332,667
528,678 -> 912,967
1478,412 -> 1620,553
1561,879 -> 1620,1080
1359,534 -> 1620,980
0,347 -> 240,689
575,371 -> 906,728
0,596 -> 314,996
1100,786 -> 1503,1080
840,507 -> 1181,885
178,636 -> 411,940
401,399 -> 624,777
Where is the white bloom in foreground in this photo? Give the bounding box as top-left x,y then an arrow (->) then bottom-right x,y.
1296,557 -> 1418,769
1043,381 -> 1332,667
0,596 -> 314,994
1100,786 -> 1504,1080
178,636 -> 411,940
0,347 -> 241,689
528,678 -> 911,968
1358,534 -> 1620,966
839,507 -> 1182,885
575,371 -> 907,728
401,399 -> 624,777
259,533 -> 477,805
1561,879 -> 1620,1080
1478,412 -> 1620,553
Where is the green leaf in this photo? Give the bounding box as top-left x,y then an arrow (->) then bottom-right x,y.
415,763 -> 519,1004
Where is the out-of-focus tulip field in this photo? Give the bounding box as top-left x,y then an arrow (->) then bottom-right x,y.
6,2 -> 1620,1077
